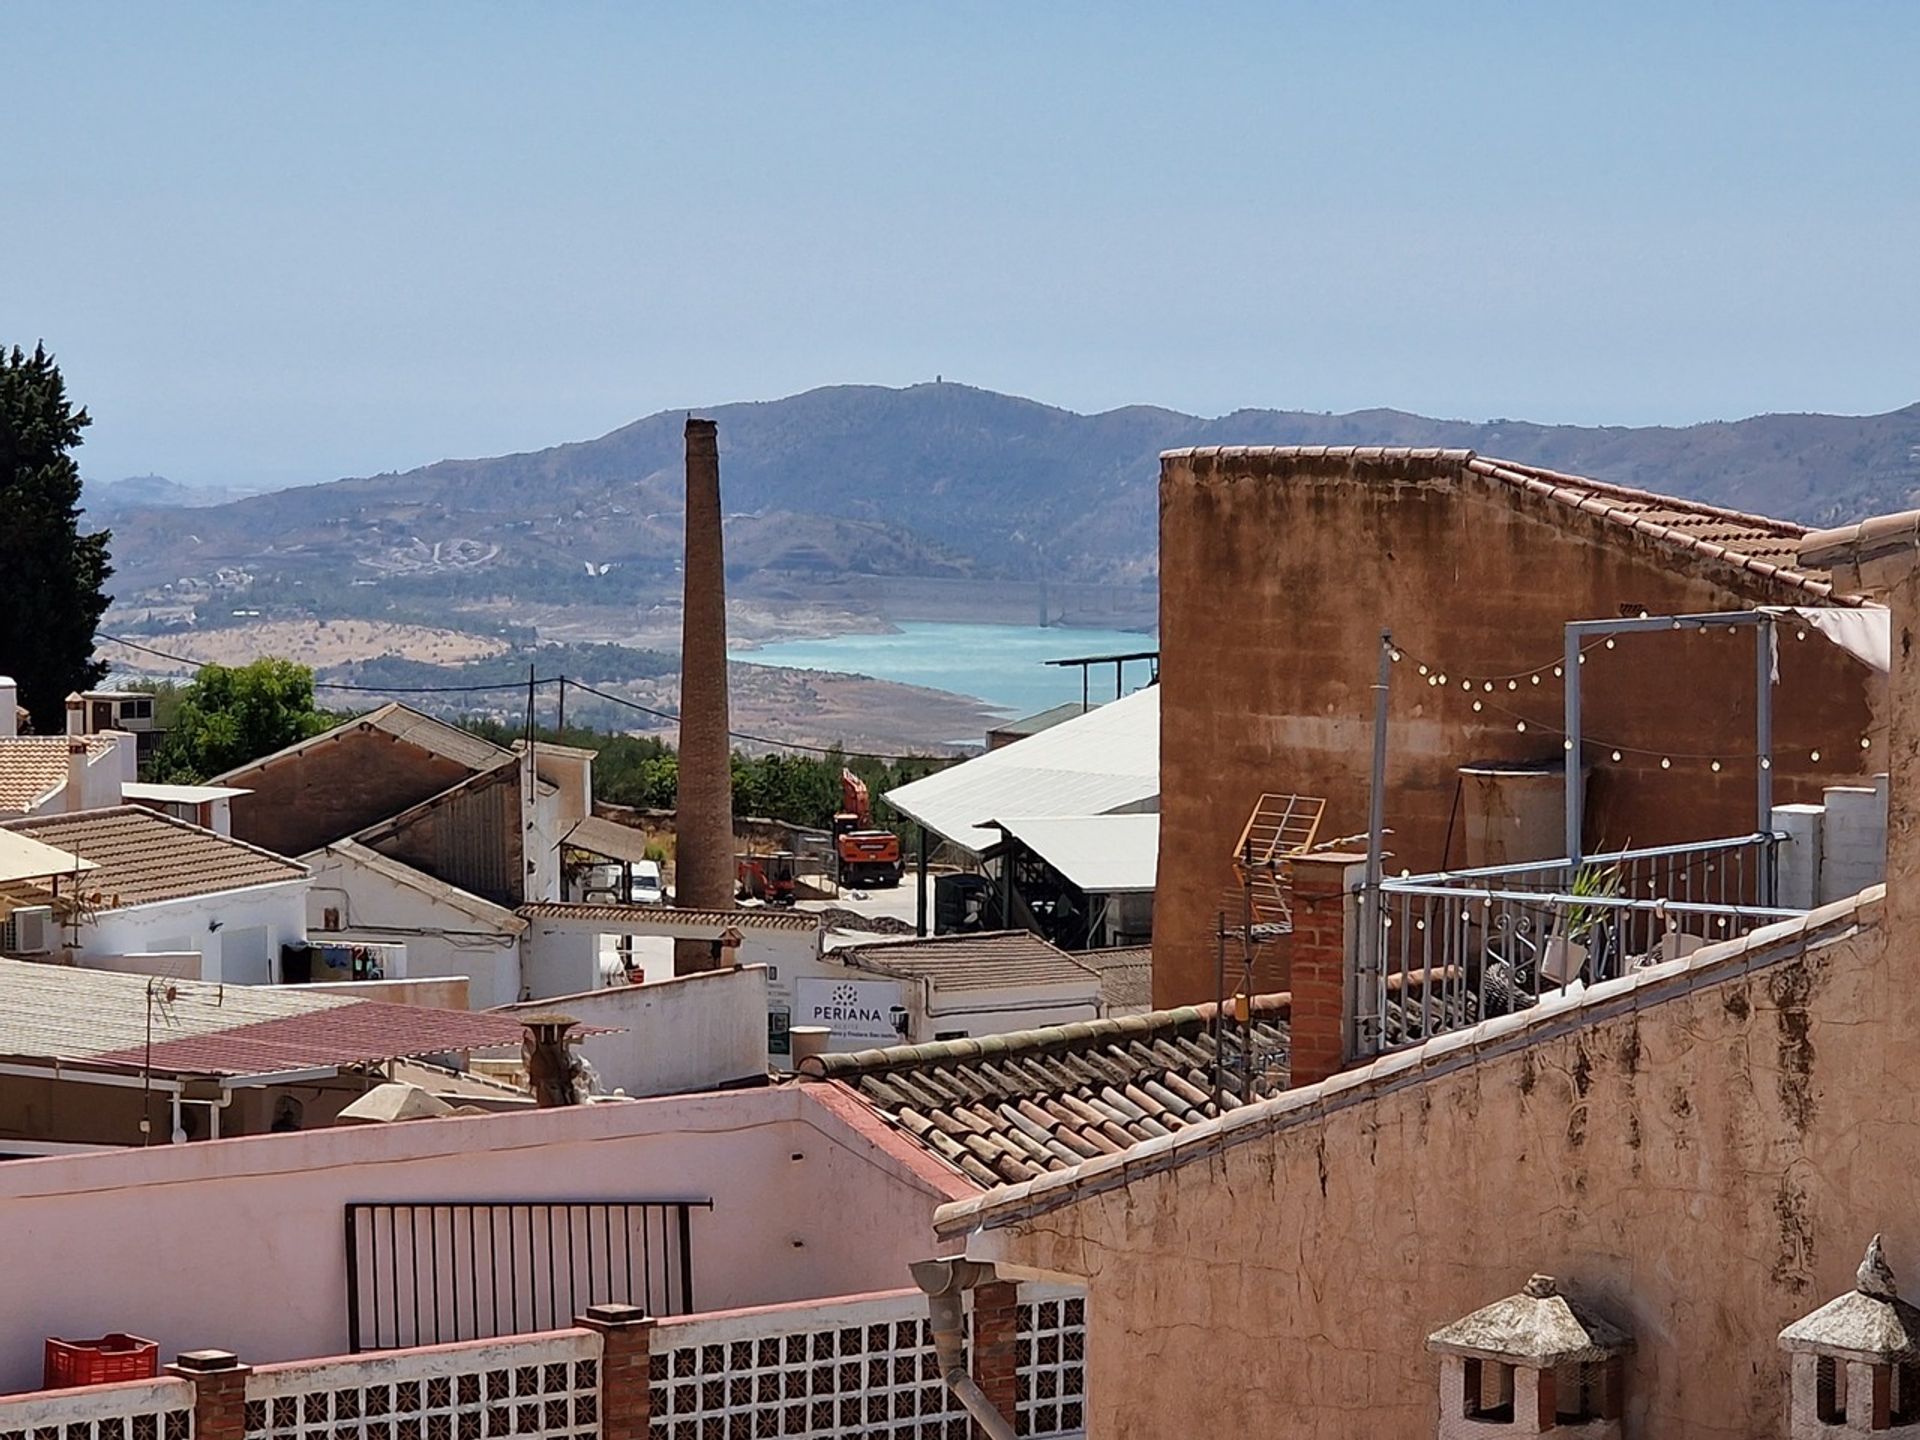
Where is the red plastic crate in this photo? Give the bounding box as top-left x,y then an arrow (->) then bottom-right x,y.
43,1334 -> 158,1390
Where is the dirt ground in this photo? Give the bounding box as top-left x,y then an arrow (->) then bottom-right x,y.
109,619 -> 510,670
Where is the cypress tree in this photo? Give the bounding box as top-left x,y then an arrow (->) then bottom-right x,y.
0,342 -> 112,730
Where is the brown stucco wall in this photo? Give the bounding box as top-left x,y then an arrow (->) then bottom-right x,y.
970,896 -> 1901,1437
361,762 -> 524,907
224,730 -> 477,857
1155,450 -> 1884,1006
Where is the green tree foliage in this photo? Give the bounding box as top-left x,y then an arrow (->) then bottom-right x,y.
0,343 -> 112,729
149,659 -> 340,781
455,715 -> 950,836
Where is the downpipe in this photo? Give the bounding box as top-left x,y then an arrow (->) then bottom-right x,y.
909,1257 -> 1017,1440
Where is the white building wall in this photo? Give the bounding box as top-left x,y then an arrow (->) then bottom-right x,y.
766,950 -> 1105,1066
82,880 -> 309,984
1820,777 -> 1888,905
304,848 -> 524,1010
1771,777 -> 1889,910
495,965 -> 771,1097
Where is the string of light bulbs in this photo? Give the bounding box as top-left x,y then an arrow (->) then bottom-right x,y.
1384,635 -> 1883,770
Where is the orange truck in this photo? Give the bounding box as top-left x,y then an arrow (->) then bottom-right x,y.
834,770 -> 905,888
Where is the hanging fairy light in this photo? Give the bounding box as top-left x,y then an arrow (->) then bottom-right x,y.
1811,749 -> 1822,762
1710,760 -> 1722,772
1472,700 -> 1483,712
1516,721 -> 1528,733
1610,750 -> 1623,762
1660,757 -> 1672,769
1604,637 -> 1616,649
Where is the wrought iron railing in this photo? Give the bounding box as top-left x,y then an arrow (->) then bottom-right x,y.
1363,834 -> 1801,1054
345,1199 -> 711,1352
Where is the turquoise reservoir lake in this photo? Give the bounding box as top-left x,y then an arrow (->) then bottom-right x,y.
732,621 -> 1156,717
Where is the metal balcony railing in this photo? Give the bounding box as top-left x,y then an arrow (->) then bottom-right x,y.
1361,833 -> 1802,1054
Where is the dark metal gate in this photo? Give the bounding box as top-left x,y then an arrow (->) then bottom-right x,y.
346,1198 -> 711,1351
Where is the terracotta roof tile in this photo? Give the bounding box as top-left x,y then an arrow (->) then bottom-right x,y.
802,997 -> 1289,1187
0,735 -> 119,813
840,930 -> 1100,993
3,805 -> 307,908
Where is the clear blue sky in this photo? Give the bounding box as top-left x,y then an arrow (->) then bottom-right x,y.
5,2 -> 1916,490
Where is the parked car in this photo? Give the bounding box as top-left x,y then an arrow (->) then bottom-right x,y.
629,859 -> 666,906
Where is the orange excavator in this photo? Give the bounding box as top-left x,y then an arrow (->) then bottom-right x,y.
834,770 -> 905,889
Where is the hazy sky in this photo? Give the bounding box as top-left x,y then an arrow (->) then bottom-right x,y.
5,2 -> 1916,490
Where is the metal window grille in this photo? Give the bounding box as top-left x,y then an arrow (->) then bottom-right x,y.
0,1380 -> 194,1440
244,1336 -> 599,1440
345,1200 -> 709,1352
1015,1288 -> 1087,1438
647,1305 -> 972,1439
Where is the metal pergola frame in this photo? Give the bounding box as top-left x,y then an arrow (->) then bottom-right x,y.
1562,609 -> 1775,868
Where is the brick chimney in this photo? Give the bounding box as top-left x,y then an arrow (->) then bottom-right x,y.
0,676 -> 15,740
673,418 -> 736,963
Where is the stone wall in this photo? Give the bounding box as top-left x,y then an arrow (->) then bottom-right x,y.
1155,449 -> 1885,1006
966,894 -> 1909,1438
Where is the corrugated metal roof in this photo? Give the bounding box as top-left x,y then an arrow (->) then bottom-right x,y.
839,930 -> 1099,993
3,806 -> 308,909
886,687 -> 1159,853
561,816 -> 656,865
0,959 -> 555,1078
985,813 -> 1157,893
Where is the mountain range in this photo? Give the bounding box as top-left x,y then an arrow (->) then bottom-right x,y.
99,384 -> 1920,614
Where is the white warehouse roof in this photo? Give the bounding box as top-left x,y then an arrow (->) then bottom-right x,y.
983,813 -> 1158,894
887,686 -> 1159,853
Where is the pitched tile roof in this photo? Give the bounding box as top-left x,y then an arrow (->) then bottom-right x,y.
209,702 -> 509,784
515,900 -> 822,932
1159,446 -> 1859,604
800,996 -> 1289,1187
0,736 -> 119,813
1079,946 -> 1152,1010
839,930 -> 1100,993
0,957 -> 559,1078
3,805 -> 308,909
1469,455 -> 1854,603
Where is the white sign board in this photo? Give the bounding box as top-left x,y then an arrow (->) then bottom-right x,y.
794,977 -> 907,1049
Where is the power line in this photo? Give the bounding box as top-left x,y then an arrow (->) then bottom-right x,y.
98,633 -> 952,763
99,635 -> 564,694
562,679 -> 944,764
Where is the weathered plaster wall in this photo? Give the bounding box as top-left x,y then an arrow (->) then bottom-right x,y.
971,900 -> 1907,1438
1155,450 -> 1884,1006
0,1084 -> 963,1390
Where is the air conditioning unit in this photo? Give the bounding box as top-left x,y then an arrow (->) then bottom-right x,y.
8,906 -> 54,955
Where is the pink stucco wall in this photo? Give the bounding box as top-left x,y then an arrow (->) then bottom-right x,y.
0,1085 -> 966,1391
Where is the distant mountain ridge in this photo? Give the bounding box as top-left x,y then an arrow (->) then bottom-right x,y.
103,384 -> 1920,602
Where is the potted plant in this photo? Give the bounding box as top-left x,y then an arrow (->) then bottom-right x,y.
1540,858 -> 1622,988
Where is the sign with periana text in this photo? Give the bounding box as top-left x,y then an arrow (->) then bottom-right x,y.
795,977 -> 906,1049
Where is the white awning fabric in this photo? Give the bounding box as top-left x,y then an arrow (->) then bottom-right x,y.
885,687 -> 1159,854
983,813 -> 1158,894
1761,605 -> 1891,674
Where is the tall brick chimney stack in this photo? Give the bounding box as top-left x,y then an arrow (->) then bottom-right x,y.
673,418 -> 736,958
